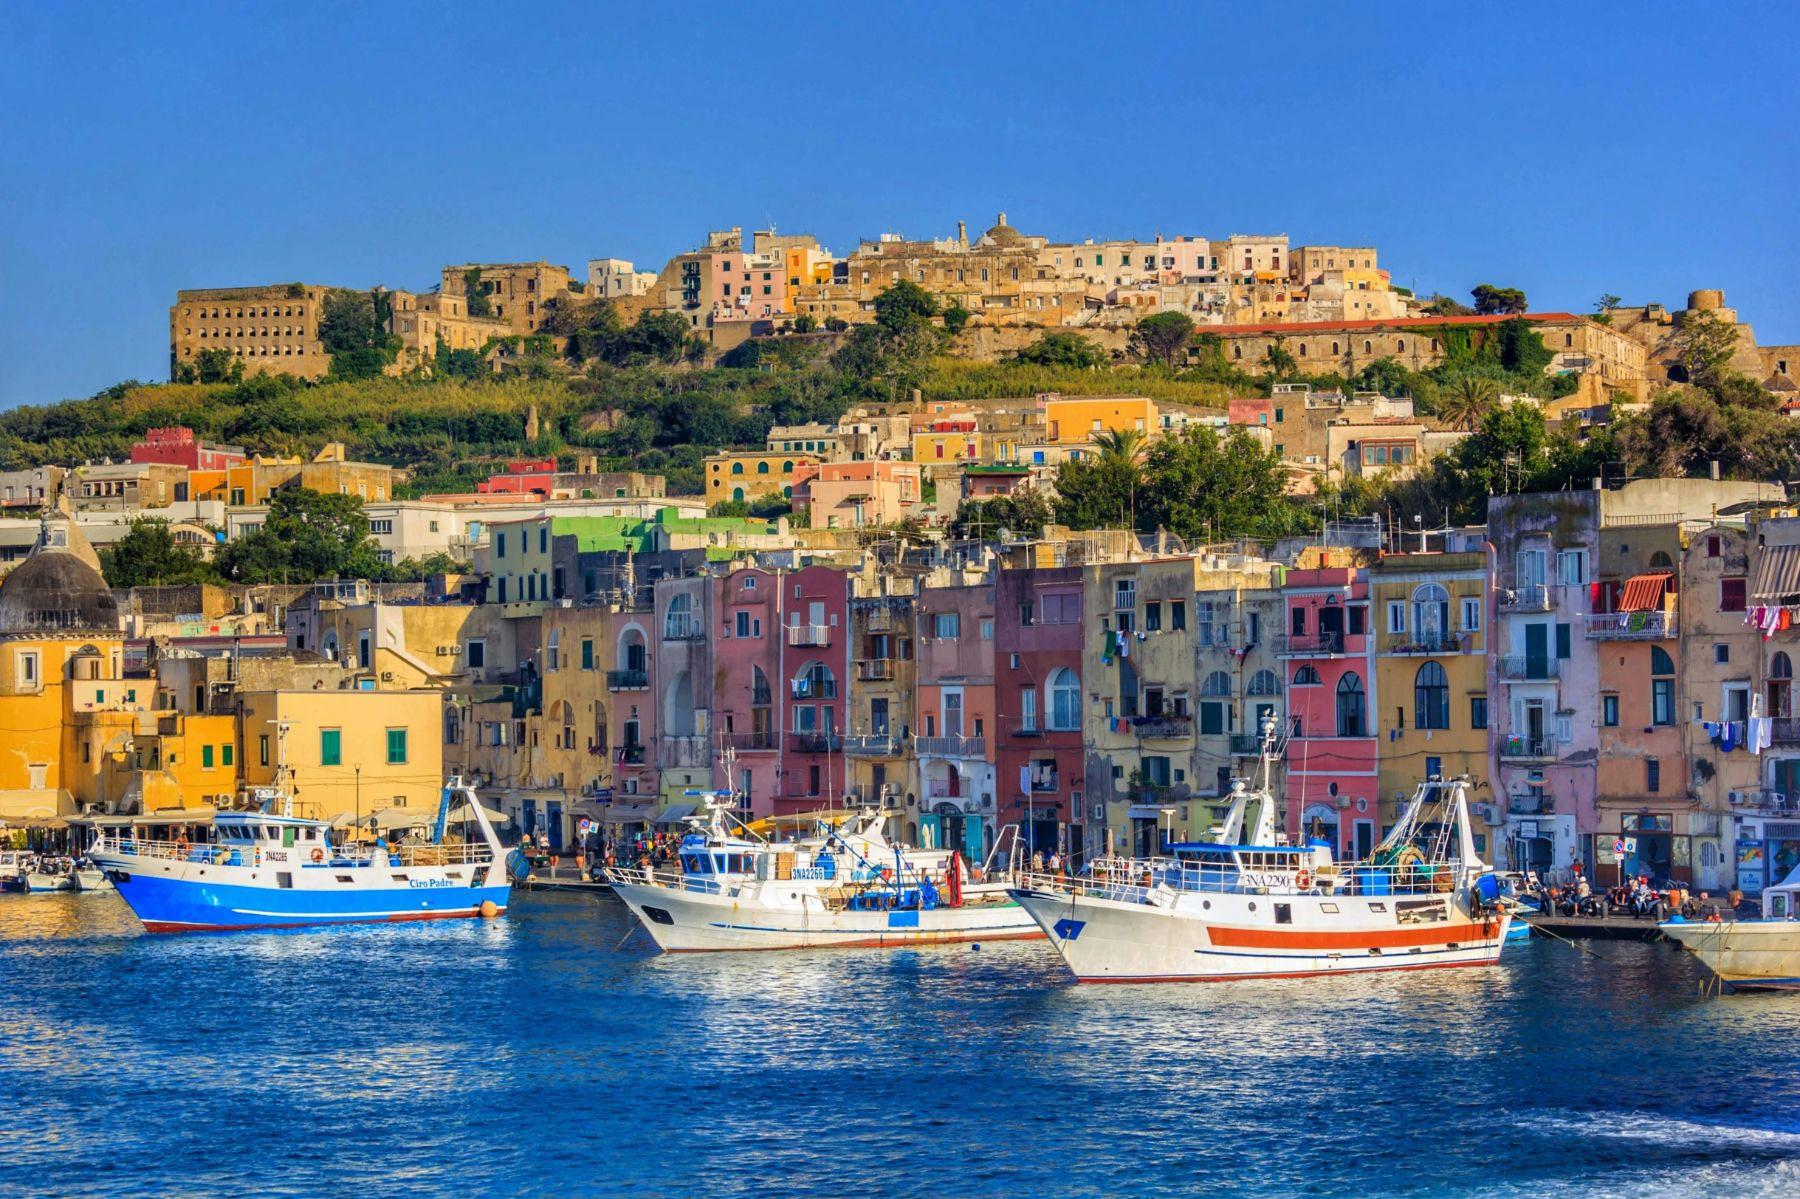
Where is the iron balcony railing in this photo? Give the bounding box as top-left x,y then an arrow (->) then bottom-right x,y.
788,732 -> 843,754
662,614 -> 705,641
1386,632 -> 1462,654
855,659 -> 895,681
1499,585 -> 1551,611
1585,611 -> 1677,640
916,735 -> 985,758
1229,733 -> 1262,756
617,744 -> 646,765
606,669 -> 648,691
1275,632 -> 1346,656
719,731 -> 778,752
1499,736 -> 1554,761
1772,719 -> 1800,745
1134,715 -> 1193,739
1507,793 -> 1552,815
787,624 -> 832,647
1497,656 -> 1560,681
841,734 -> 902,757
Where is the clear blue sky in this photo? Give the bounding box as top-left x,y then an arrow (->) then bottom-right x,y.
1,2 -> 1794,408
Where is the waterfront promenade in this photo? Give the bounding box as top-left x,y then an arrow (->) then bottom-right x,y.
4,891 -> 1800,1198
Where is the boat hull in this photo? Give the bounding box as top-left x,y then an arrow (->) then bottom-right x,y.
1660,920 -> 1800,989
92,852 -> 511,933
1010,886 -> 1508,982
611,880 -> 1043,952
24,873 -> 76,893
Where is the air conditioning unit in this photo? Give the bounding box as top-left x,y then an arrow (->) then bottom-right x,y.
451,644 -> 463,655
964,800 -> 981,814
880,783 -> 898,798
1335,796 -> 1353,809
379,672 -> 394,682
436,645 -> 450,657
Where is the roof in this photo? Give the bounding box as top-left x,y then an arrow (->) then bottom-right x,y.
0,506 -> 120,637
1617,572 -> 1672,612
964,465 -> 1032,475
1198,312 -> 1586,337
1753,545 -> 1800,601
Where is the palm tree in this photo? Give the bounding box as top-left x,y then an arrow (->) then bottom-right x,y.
1437,374 -> 1501,432
1091,428 -> 1147,529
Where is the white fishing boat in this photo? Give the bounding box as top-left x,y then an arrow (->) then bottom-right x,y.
607,787 -> 1040,952
74,863 -> 112,892
0,850 -> 26,893
1010,726 -> 1509,983
1661,866 -> 1800,989
23,858 -> 77,893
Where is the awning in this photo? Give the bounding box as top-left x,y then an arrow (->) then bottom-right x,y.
1753,544 -> 1800,601
605,802 -> 656,826
1617,572 -> 1671,612
447,801 -> 510,824
654,802 -> 697,827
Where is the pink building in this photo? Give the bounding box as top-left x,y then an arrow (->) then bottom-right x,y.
602,605 -> 659,808
1280,567 -> 1379,854
130,426 -> 245,472
1226,399 -> 1274,429
791,461 -> 922,529
915,580 -> 997,857
477,460 -> 558,497
711,566 -> 851,818
961,465 -> 1034,500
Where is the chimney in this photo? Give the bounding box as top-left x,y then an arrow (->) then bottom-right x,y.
957,220 -> 967,245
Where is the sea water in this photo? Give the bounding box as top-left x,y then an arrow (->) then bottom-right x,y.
2,893 -> 1798,1198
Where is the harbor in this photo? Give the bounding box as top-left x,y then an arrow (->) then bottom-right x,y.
5,887 -> 1799,1199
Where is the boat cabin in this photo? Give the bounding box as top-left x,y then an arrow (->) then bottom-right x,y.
1763,865 -> 1800,920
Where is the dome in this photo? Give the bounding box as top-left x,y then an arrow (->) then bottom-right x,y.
0,505 -> 120,637
979,211 -> 1025,247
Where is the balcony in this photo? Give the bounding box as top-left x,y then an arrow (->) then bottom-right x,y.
1135,714 -> 1193,739
1585,611 -> 1677,640
1229,733 -> 1263,756
1386,633 -> 1464,655
842,734 -> 903,757
916,734 -> 985,759
1773,719 -> 1800,745
1497,656 -> 1559,682
789,732 -> 843,754
658,735 -> 712,769
617,744 -> 646,766
1275,632 -> 1346,657
662,614 -> 705,641
1499,736 -> 1555,762
1499,585 -> 1551,612
925,779 -> 976,800
787,624 -> 832,647
855,659 -> 895,681
1731,789 -> 1798,814
606,669 -> 648,691
1010,722 -> 1044,737
1507,793 -> 1554,815
720,731 -> 779,752
1028,770 -> 1059,793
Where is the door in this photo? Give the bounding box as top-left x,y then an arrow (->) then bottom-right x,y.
1354,820 -> 1375,859
963,815 -> 984,860
919,813 -> 941,849
522,800 -> 538,838
1524,623 -> 1548,680
545,802 -> 564,851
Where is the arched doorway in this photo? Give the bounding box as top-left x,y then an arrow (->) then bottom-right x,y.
1302,802 -> 1339,850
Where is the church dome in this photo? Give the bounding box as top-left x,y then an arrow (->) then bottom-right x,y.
0,506 -> 121,637
979,211 -> 1025,247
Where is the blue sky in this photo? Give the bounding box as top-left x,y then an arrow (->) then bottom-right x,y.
0,2 -> 1794,408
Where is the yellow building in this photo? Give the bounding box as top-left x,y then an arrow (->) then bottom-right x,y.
703,451 -> 820,505
169,284 -> 331,381
0,506 -> 125,822
1369,550 -> 1492,843
1043,396 -> 1156,445
240,689 -> 445,821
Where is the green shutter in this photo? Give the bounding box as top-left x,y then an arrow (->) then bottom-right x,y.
321,729 -> 342,766
1555,623 -> 1571,659
202,745 -> 214,769
222,744 -> 233,767
581,640 -> 594,670
387,729 -> 407,764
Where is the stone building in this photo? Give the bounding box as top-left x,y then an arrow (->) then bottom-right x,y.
169,284 -> 331,380
441,262 -> 576,335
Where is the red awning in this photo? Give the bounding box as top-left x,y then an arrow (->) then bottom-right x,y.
1618,572 -> 1671,612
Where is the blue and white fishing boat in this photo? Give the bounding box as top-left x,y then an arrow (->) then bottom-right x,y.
88,777 -> 511,933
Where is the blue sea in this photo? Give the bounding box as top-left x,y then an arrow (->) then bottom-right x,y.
3,892 -> 1799,1199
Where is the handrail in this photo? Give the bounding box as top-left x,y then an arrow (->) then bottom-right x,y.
94,835 -> 494,867
1016,857 -> 1470,901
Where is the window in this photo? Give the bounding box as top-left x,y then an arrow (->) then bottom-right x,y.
1018,603 -> 1035,627
1651,646 -> 1675,726
1556,623 -> 1572,659
321,729 -> 342,766
1145,602 -> 1162,632
1414,662 -> 1449,730
202,745 -> 214,769
1386,601 -> 1406,634
222,744 -> 233,767
980,619 -> 994,640
1412,584 -> 1449,644
1721,578 -> 1747,612
496,532 -> 506,559
1114,578 -> 1136,610
369,519 -> 394,535
1461,597 -> 1481,632
1049,669 -> 1080,731
466,640 -> 486,669
1293,665 -> 1321,686
1646,759 -> 1661,793
933,612 -> 960,639
1557,550 -> 1588,586
735,611 -> 751,638
1171,601 -> 1186,630
16,650 -> 39,686
581,639 -> 594,670
259,735 -> 270,767
1019,688 -> 1038,732
1470,697 -> 1488,730
387,728 -> 408,764
1715,644 -> 1729,664
1603,695 -> 1620,727
1707,536 -> 1721,558
1335,673 -> 1365,737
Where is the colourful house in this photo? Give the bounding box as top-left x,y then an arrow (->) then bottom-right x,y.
1280,566 -> 1378,855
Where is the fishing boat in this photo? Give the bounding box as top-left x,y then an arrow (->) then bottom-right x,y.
88,778 -> 511,933
0,850 -> 26,893
1660,866 -> 1800,989
73,862 -> 112,892
606,788 -> 1040,952
23,857 -> 77,893
1010,728 -> 1509,982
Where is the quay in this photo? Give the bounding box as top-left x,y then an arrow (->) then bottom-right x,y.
522,863 -> 611,895
1525,913 -> 1715,943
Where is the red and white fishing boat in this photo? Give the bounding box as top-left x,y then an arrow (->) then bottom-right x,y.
1010,755 -> 1510,983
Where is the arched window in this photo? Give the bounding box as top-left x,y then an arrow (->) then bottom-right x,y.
783,461 -> 794,472
1651,646 -> 1675,726
730,462 -> 744,475
1412,583 -> 1450,645
1048,668 -> 1080,730
1415,661 -> 1449,730
664,593 -> 694,639
1292,664 -> 1321,686
794,661 -> 835,699
751,666 -> 771,707
1247,669 -> 1281,696
1200,671 -> 1232,697
1648,550 -> 1674,570
1335,672 -> 1365,737
733,487 -> 745,501
756,462 -> 770,475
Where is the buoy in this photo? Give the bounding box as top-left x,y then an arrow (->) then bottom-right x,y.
971,943 -> 981,951
479,900 -> 499,918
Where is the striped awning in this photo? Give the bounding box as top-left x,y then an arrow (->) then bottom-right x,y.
1617,572 -> 1672,612
1753,545 -> 1800,601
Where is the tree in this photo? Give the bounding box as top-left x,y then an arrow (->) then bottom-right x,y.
1420,293 -> 1474,317
1615,386 -> 1800,482
941,304 -> 972,334
872,279 -> 937,331
1137,426 -> 1307,542
216,487 -> 387,582
792,314 -> 817,334
1495,318 -> 1554,376
464,267 -> 492,318
1053,445 -> 1141,531
320,289 -> 401,380
1130,311 -> 1195,369
1012,331 -> 1107,369
1668,308 -> 1740,393
951,489 -> 1052,540
831,283 -> 941,393
1436,372 -> 1501,432
98,518 -> 220,587
1262,336 -> 1298,380
1593,293 -> 1622,325
194,348 -> 242,384
1471,284 -> 1529,316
